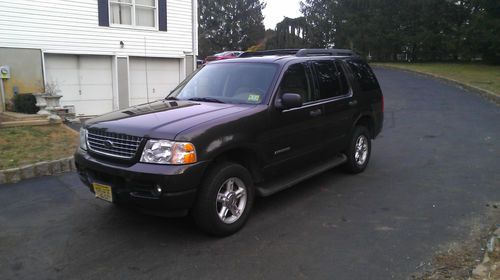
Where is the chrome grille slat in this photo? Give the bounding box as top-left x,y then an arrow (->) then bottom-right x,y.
87,137 -> 139,148
87,134 -> 141,143
89,139 -> 136,153
87,129 -> 142,159
87,144 -> 133,155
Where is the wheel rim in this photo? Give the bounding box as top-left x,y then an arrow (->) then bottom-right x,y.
216,177 -> 247,224
354,135 -> 369,166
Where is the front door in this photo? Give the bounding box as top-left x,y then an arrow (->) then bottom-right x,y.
262,62 -> 326,177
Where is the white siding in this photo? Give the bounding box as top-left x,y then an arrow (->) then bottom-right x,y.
0,0 -> 194,58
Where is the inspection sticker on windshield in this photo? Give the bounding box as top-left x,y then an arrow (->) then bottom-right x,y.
248,94 -> 260,102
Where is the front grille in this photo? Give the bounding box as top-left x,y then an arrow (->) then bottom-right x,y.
87,129 -> 142,159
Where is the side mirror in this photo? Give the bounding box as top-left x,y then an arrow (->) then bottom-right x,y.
279,93 -> 303,110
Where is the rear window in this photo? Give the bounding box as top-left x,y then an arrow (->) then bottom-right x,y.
345,60 -> 379,91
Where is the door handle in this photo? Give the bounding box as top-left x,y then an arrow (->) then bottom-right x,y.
309,108 -> 322,117
348,100 -> 358,106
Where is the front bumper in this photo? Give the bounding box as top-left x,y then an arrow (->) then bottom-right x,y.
74,148 -> 209,217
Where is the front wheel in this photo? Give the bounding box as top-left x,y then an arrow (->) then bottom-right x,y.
343,126 -> 372,173
193,162 -> 254,236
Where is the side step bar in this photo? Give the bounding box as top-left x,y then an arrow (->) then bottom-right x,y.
256,154 -> 347,197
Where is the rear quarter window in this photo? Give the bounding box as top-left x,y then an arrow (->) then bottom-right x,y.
345,59 -> 379,91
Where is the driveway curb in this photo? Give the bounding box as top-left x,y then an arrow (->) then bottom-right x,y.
0,156 -> 76,185
372,65 -> 500,105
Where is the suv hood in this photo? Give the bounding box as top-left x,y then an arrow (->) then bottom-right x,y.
85,100 -> 252,140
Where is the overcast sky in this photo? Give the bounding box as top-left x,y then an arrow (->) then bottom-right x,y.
263,0 -> 302,30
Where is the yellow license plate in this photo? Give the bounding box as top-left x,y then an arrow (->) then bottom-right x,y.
93,183 -> 113,203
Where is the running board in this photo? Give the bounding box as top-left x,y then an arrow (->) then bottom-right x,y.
256,154 -> 347,197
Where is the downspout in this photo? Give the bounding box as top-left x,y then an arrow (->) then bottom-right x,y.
192,0 -> 198,67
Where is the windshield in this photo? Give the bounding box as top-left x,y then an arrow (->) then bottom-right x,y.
168,63 -> 278,105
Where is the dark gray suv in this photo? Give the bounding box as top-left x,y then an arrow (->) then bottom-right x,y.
75,49 -> 384,236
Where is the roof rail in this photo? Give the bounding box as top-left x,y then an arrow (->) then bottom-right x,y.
295,48 -> 355,57
239,49 -> 300,58
239,48 -> 356,58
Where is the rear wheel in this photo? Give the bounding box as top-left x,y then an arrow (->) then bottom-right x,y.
343,126 -> 371,173
193,162 -> 254,236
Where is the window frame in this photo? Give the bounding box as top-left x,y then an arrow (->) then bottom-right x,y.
310,59 -> 353,102
109,0 -> 159,30
276,62 -> 315,106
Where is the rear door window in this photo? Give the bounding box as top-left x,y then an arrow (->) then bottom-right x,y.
335,61 -> 350,96
313,60 -> 350,99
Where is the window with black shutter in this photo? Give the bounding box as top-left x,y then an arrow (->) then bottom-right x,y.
98,0 -> 167,30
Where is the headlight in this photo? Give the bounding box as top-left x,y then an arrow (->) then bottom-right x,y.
79,128 -> 88,150
140,140 -> 197,165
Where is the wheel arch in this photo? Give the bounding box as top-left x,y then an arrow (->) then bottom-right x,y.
206,146 -> 263,184
353,114 -> 376,139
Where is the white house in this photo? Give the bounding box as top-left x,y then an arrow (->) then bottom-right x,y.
0,0 -> 198,116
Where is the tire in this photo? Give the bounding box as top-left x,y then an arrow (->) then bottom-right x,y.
192,162 -> 255,236
342,126 -> 372,174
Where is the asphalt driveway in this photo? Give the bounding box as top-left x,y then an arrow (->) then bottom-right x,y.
1,68 -> 499,279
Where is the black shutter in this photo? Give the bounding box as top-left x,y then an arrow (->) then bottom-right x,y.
98,0 -> 110,27
158,0 -> 167,31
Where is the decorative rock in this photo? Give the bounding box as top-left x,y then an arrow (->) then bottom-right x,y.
0,156 -> 76,185
34,161 -> 50,176
70,157 -> 76,171
61,158 -> 71,173
20,165 -> 35,180
4,168 -> 21,183
50,160 -> 62,174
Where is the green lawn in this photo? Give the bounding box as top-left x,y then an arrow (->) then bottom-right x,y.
0,125 -> 78,170
372,63 -> 500,96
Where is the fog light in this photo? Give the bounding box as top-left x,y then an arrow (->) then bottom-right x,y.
152,184 -> 163,196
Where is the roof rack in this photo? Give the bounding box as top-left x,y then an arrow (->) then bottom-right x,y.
296,48 -> 355,57
239,49 -> 300,58
239,48 -> 356,58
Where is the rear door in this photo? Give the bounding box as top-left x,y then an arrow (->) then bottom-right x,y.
312,59 -> 357,156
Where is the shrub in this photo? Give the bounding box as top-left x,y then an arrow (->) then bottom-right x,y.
12,94 -> 38,114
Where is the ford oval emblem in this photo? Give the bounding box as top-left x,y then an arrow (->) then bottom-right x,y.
104,140 -> 114,148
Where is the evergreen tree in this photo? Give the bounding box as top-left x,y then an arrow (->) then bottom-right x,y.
299,0 -> 500,64
198,0 -> 266,58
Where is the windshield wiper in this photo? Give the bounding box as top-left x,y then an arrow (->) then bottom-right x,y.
187,97 -> 225,104
165,96 -> 178,100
